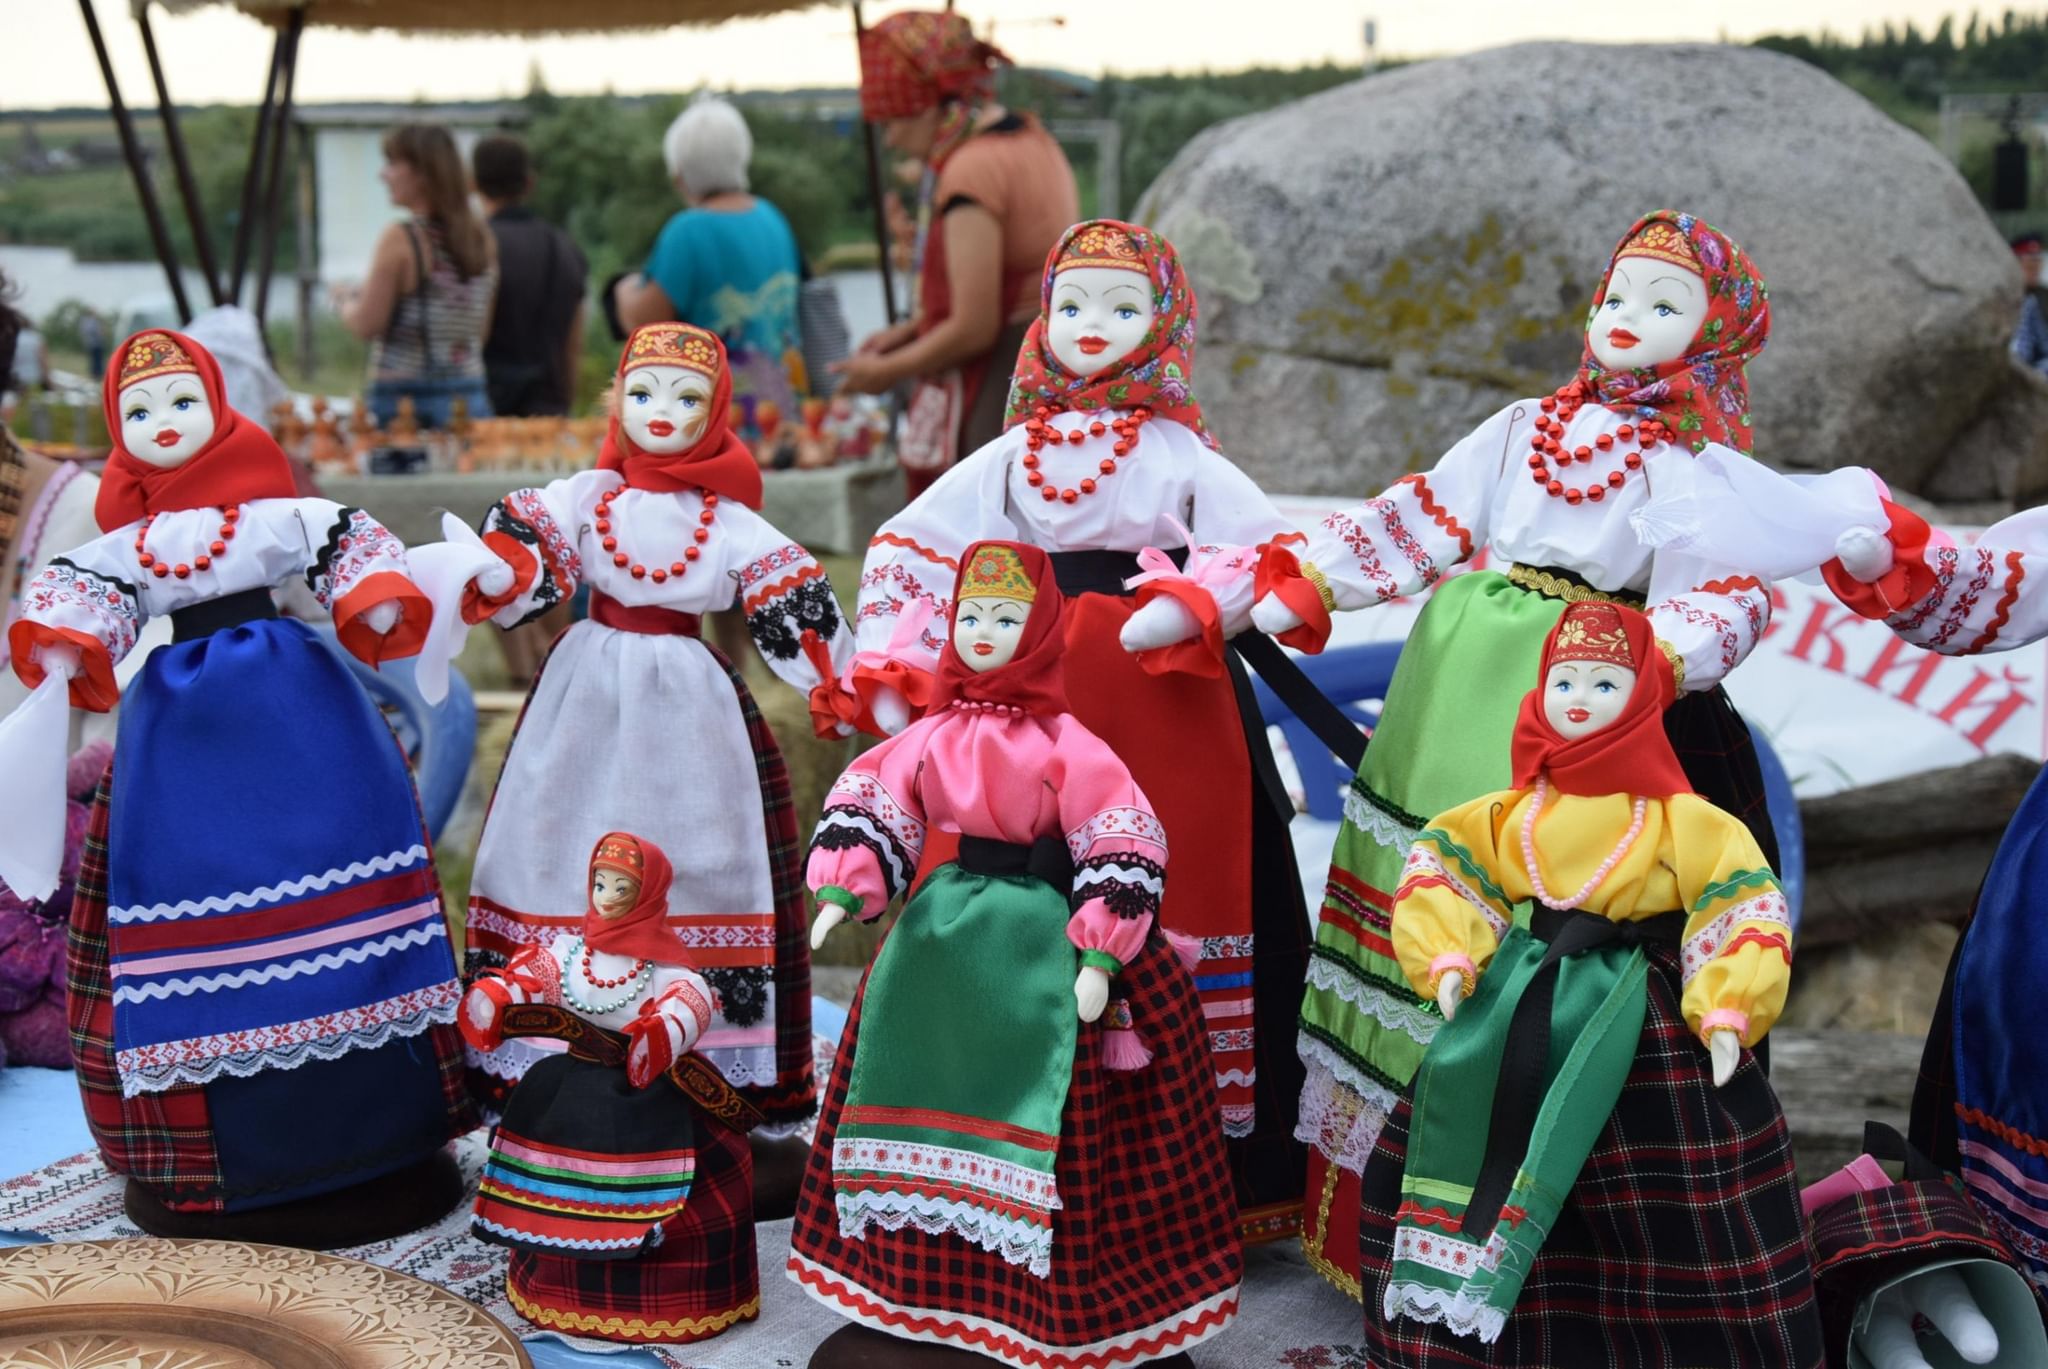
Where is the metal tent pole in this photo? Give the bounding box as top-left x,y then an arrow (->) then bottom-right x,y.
137,1 -> 225,307
850,0 -> 900,326
252,7 -> 306,334
230,26 -> 288,302
77,0 -> 193,322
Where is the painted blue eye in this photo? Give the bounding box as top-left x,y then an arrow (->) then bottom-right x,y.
126,407 -> 149,424
682,397 -> 700,408
1654,304 -> 1677,318
1059,304 -> 1079,318
1604,297 -> 1622,310
1115,307 -> 1138,321
997,616 -> 1020,629
1596,681 -> 1617,693
172,398 -> 195,412
630,392 -> 650,405
1552,680 -> 1571,693
959,614 -> 979,628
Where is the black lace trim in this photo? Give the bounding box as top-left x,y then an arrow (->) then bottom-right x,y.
702,966 -> 770,1027
812,804 -> 911,901
482,504 -> 561,624
1075,853 -> 1165,920
747,577 -> 844,662
303,506 -> 365,595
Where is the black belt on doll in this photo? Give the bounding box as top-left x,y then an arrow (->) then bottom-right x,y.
1461,907 -> 1688,1245
1045,545 -> 1367,774
957,835 -> 1077,890
170,588 -> 279,643
494,1001 -> 765,1132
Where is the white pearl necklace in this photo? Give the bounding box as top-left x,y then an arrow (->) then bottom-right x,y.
1520,777 -> 1647,911
560,936 -> 651,1016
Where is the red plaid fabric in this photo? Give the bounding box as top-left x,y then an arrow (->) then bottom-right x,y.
66,766 -> 224,1209
709,643 -> 817,1133
1357,946 -> 1824,1367
790,930 -> 1242,1365
506,1113 -> 759,1345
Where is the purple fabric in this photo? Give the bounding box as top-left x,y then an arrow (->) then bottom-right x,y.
0,744 -> 106,1071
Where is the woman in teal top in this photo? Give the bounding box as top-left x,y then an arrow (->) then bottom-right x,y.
612,96 -> 803,429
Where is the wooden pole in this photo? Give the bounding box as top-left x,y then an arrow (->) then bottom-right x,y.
850,0 -> 900,326
252,8 -> 305,334
78,0 -> 192,323
136,2 -> 225,307
230,27 -> 287,302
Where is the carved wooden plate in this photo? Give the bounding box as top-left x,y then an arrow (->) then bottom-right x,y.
0,1238 -> 530,1368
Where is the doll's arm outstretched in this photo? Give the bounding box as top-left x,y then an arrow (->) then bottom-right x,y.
462,473 -> 593,627
805,719 -> 934,946
6,526 -> 145,711
624,968 -> 718,1088
458,945 -> 564,1051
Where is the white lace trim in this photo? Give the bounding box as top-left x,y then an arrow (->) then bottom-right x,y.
1383,1280 -> 1507,1344
112,923 -> 448,1001
699,1044 -> 780,1087
109,845 -> 430,923
1293,1044 -> 1397,1173
837,1190 -> 1055,1278
1343,788 -> 1418,855
1214,1068 -> 1256,1088
1304,955 -> 1442,1047
1221,1105 -> 1255,1138
835,1136 -> 1062,1211
473,1215 -> 652,1252
117,997 -> 457,1097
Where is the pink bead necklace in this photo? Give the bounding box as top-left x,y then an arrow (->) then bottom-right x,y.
1520,776 -> 1646,911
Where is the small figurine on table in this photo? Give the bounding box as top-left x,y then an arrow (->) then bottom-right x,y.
462,831 -> 760,1346
1355,600 -> 1823,1366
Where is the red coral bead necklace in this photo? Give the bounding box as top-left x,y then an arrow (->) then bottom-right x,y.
1021,404 -> 1154,503
593,483 -> 716,583
1526,380 -> 1672,504
134,505 -> 241,580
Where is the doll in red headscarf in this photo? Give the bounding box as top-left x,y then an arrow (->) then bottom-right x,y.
460,830 -> 757,1345
0,330 -> 473,1245
793,541 -> 1241,1369
454,323 -> 852,1207
1350,601 -> 1820,1366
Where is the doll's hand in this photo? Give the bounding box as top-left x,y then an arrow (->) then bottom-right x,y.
1893,1268 -> 1999,1365
473,558 -> 515,599
870,684 -> 911,737
623,1011 -> 678,1090
1436,971 -> 1464,1022
811,902 -> 849,951
362,600 -> 403,635
1708,1029 -> 1740,1087
1075,965 -> 1111,1023
33,643 -> 82,682
1834,526 -> 1895,584
1119,596 -> 1203,653
1251,592 -> 1305,637
459,978 -> 516,1052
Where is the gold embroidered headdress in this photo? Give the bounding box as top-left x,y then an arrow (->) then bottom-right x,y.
1056,222 -> 1146,276
623,323 -> 721,379
118,332 -> 200,388
1614,220 -> 1700,272
958,544 -> 1037,603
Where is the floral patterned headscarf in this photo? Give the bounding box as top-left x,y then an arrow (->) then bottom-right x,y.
857,11 -> 1008,123
1576,209 -> 1770,454
1001,219 -> 1216,449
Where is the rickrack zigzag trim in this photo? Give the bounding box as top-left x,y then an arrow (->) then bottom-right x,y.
109,845 -> 430,923
112,922 -> 449,1001
509,1285 -> 759,1342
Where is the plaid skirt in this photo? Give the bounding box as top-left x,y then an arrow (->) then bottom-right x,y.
1357,945 -> 1823,1368
465,628 -> 815,1134
789,929 -> 1243,1367
67,763 -> 474,1212
506,1102 -> 759,1345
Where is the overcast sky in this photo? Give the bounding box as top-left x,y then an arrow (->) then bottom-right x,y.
1,0 -> 1977,109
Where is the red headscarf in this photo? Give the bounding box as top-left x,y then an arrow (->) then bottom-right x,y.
1002,219 -> 1217,449
95,329 -> 297,532
926,540 -> 1069,717
1576,209 -> 1770,455
583,831 -> 693,965
857,10 -> 1009,123
1510,602 -> 1691,799
597,324 -> 764,509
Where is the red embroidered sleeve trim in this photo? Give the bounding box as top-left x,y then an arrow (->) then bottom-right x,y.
1395,474 -> 1475,560
1963,550 -> 2026,656
742,562 -> 826,614
869,532 -> 958,570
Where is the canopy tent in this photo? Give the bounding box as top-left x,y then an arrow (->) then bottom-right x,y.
81,0 -> 905,349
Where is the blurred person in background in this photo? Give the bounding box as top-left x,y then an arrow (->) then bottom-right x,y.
78,310 -> 107,381
473,133 -> 588,417
833,9 -> 1078,498
2012,232 -> 2048,376
610,94 -> 803,426
336,121 -> 498,427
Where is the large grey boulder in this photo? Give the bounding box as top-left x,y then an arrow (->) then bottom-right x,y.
1139,42 -> 2048,504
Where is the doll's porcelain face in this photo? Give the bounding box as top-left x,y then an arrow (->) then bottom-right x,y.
1543,661 -> 1637,740
954,595 -> 1031,673
590,868 -> 642,921
621,364 -> 714,453
1588,256 -> 1705,371
1047,268 -> 1153,377
117,375 -> 214,469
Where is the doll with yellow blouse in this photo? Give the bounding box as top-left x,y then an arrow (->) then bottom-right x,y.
1356,600 -> 1822,1367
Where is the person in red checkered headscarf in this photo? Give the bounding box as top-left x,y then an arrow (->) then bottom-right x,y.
833,10 -> 1078,498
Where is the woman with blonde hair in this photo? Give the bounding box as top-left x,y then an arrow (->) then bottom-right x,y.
338,122 -> 498,427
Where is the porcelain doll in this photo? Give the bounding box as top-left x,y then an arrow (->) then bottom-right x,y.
458,323 -> 853,1207
791,541 -> 1241,1369
1811,500 -> 2048,1293
1244,210 -> 1789,1293
829,220 -> 1314,1243
1352,600 -> 1820,1365
0,330 -> 473,1243
461,831 -> 759,1346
